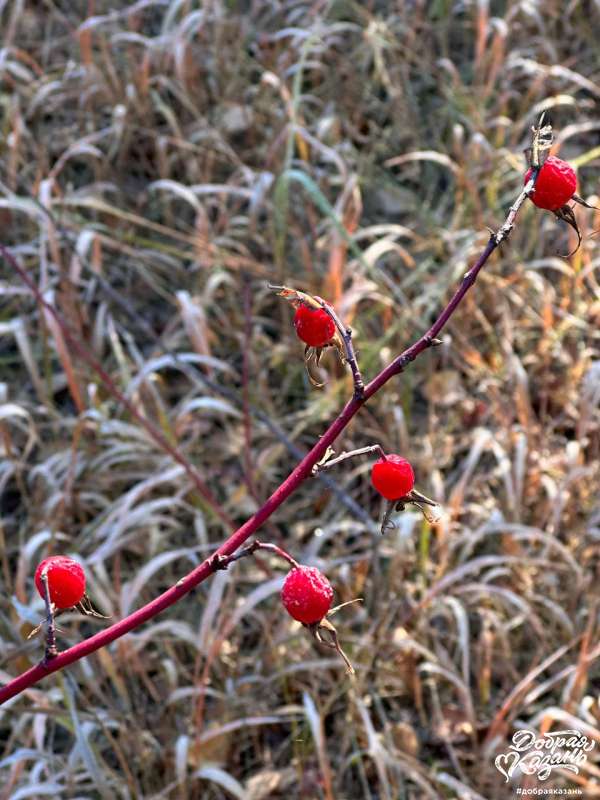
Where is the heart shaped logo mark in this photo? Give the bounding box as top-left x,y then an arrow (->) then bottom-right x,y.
495,751 -> 519,782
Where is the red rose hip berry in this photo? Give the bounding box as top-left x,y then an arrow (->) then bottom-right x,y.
371,454 -> 415,501
293,304 -> 336,348
281,565 -> 333,625
35,555 -> 86,609
524,155 -> 576,211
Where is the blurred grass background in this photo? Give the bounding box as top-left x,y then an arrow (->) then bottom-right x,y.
1,1 -> 600,798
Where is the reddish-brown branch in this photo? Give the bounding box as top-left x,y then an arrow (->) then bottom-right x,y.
0,145 -> 541,704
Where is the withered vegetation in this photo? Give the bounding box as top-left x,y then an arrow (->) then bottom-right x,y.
1,2 -> 600,798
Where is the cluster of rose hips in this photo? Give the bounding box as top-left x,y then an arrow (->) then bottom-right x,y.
32,451 -> 420,672
32,286 -> 438,669
273,147 -> 590,663
282,453 -> 417,618
32,147 -> 585,671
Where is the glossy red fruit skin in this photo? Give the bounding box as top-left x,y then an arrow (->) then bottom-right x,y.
281,566 -> 333,624
293,304 -> 336,348
371,455 -> 415,501
35,556 -> 86,609
524,156 -> 577,211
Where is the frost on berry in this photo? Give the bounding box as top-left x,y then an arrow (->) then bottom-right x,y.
35,555 -> 86,610
281,565 -> 333,625
371,454 -> 415,501
524,155 -> 576,211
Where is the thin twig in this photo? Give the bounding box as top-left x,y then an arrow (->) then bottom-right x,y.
494,175 -> 539,245
494,113 -> 550,244
312,444 -> 386,475
313,298 -> 364,399
40,571 -> 57,662
210,540 -> 299,570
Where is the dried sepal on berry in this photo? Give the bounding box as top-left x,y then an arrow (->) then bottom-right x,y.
572,192 -> 599,211
380,489 -> 443,534
281,563 -> 358,674
309,617 -> 355,676
303,337 -> 348,388
524,145 -> 599,257
551,196 -> 599,259
75,594 -> 111,619
553,204 -> 582,257
28,578 -> 110,644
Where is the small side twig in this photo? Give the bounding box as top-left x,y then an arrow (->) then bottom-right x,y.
210,540 -> 300,571
312,444 -> 387,475
495,113 -> 551,245
494,175 -> 540,245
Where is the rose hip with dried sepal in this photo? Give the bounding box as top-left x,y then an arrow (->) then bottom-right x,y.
270,284 -> 361,391
210,543 -> 354,673
312,445 -> 439,534
524,155 -> 577,211
280,563 -> 355,673
522,147 -> 599,256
